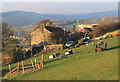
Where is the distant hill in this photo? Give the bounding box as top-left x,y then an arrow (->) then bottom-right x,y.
1,9 -> 118,26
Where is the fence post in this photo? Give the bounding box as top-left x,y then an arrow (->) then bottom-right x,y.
44,45 -> 46,51
9,64 -> 12,79
22,61 -> 25,74
40,61 -> 42,69
38,62 -> 40,69
17,57 -> 19,62
50,46 -> 51,50
24,54 -> 26,60
34,58 -> 37,68
30,49 -> 33,57
42,54 -> 44,69
18,62 -> 19,72
31,60 -> 35,70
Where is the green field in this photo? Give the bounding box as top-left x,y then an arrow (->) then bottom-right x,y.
3,37 -> 119,80
12,25 -> 34,37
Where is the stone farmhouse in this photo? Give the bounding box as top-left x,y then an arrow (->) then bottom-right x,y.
29,22 -> 53,45
29,21 -> 62,46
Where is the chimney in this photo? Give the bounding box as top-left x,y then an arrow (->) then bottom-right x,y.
77,19 -> 79,25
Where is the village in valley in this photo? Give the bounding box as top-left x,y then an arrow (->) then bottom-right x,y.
1,2 -> 119,80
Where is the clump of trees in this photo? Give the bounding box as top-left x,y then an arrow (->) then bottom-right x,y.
50,27 -> 65,44
91,22 -> 120,37
66,32 -> 82,41
2,22 -> 13,46
2,22 -> 25,66
2,44 -> 24,66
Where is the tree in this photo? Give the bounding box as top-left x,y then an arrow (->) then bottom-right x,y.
91,22 -> 120,37
2,44 -> 24,66
73,25 -> 79,33
2,22 -> 13,46
101,17 -> 116,23
66,32 -> 82,41
50,27 -> 66,44
2,22 -> 24,66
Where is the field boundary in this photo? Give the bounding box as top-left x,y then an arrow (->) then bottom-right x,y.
4,54 -> 44,79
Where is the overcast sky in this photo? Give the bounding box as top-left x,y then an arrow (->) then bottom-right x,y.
1,2 -> 118,14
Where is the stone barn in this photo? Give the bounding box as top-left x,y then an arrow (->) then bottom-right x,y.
29,23 -> 54,45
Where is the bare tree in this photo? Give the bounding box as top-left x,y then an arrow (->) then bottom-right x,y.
2,22 -> 13,46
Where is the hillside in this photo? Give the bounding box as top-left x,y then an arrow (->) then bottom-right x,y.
1,9 -> 117,26
12,25 -> 35,37
12,18 -> 100,35
2,37 -> 119,80
53,18 -> 101,30
12,16 -> 118,36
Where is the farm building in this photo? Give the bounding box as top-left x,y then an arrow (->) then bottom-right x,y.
78,24 -> 97,30
29,19 -> 65,46
73,19 -> 97,32
29,23 -> 52,45
29,20 -> 62,46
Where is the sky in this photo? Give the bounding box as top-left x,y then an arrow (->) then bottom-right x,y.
1,2 -> 118,14
1,0 -> 120,2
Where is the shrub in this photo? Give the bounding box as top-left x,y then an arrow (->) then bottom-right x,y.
91,22 -> 120,37
2,45 -> 24,66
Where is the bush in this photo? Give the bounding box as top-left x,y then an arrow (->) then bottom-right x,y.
91,22 -> 120,37
2,52 -> 15,66
2,45 -> 24,66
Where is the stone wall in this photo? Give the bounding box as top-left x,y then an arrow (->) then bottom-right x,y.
45,44 -> 63,51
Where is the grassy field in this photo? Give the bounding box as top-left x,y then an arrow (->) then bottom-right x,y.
2,37 -> 119,80
12,25 -> 34,36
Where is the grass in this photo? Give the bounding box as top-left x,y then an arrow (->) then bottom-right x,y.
2,37 -> 119,80
13,25 -> 34,36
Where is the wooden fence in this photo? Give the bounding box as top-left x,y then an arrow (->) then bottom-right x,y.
4,54 -> 44,79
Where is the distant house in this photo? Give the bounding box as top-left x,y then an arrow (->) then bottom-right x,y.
73,19 -> 97,32
10,35 -> 21,39
78,24 -> 97,30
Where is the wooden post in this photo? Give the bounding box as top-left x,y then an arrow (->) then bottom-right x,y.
9,64 -> 12,79
17,57 -> 19,62
44,45 -> 46,51
22,61 -> 25,74
40,61 -> 42,69
50,46 -> 51,50
31,60 -> 35,70
23,51 -> 26,60
18,62 -> 19,72
34,58 -> 37,68
42,54 -> 44,61
24,53 -> 26,60
31,52 -> 33,57
30,49 -> 33,57
42,54 -> 44,69
38,63 -> 40,69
